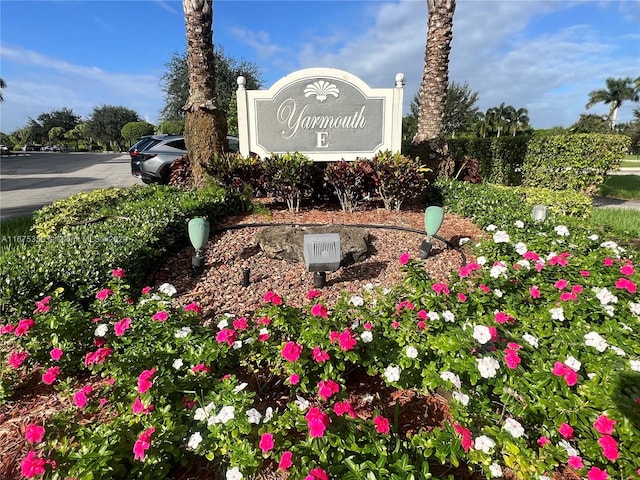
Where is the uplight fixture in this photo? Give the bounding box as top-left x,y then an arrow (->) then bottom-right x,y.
532,205 -> 548,222
419,206 -> 444,259
303,233 -> 341,288
188,217 -> 210,276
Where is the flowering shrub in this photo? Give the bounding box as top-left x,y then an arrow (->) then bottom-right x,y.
2,199 -> 639,479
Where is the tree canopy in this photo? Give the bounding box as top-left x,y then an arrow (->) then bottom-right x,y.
87,105 -> 141,151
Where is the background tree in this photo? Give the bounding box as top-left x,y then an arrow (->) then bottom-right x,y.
87,105 -> 140,151
48,126 -> 66,145
27,108 -> 81,144
182,0 -> 228,188
158,119 -> 185,134
506,107 -> 530,136
121,121 -> 155,147
569,113 -> 610,133
442,81 -> 479,137
586,77 -> 638,130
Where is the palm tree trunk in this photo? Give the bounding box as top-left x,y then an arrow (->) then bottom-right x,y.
183,0 -> 228,188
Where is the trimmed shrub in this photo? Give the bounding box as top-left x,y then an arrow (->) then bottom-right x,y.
370,150 -> 430,211
261,152 -> 315,212
522,134 -> 630,194
324,159 -> 377,212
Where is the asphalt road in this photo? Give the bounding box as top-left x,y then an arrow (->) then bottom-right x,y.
0,151 -> 141,221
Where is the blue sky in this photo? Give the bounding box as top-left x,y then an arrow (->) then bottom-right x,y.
1,0 -> 638,134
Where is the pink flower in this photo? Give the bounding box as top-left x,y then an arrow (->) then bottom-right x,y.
15,318 -> 35,336
25,424 -> 46,444
333,401 -> 356,418
417,320 -> 427,330
311,303 -> 328,318
256,316 -> 271,325
132,396 -> 154,415
560,292 -> 578,302
312,347 -> 330,363
317,379 -> 340,400
42,366 -> 60,385
399,252 -> 410,265
494,311 -> 514,324
537,436 -> 550,447
184,302 -> 202,313
558,423 -> 574,439
49,347 -> 64,361
190,363 -> 211,374
567,455 -> 583,469
95,288 -> 113,300
580,270 -> 591,277
598,434 -> 619,461
133,426 -> 155,461
8,351 -> 29,369
587,466 -> 609,480
288,373 -> 300,385
603,258 -> 614,267
73,389 -> 89,408
216,328 -> 236,346
21,450 -> 47,478
114,317 -> 132,336
452,423 -> 473,452
233,317 -> 248,330
329,331 -> 340,344
306,467 -> 329,480
373,415 -> 390,434
141,286 -> 152,295
111,267 -> 126,278
593,414 -> 616,435
84,347 -> 113,366
278,451 -> 293,471
259,432 -> 274,453
504,349 -> 521,369
305,407 -> 330,438
282,341 -> 303,362
263,290 -> 283,305
1,324 -> 16,335
524,250 -> 540,261
457,293 -> 467,302
391,321 -> 400,330
530,286 -> 541,298
551,362 -> 578,386
338,329 -> 357,351
151,311 -> 168,322
478,283 -> 490,293
615,277 -> 637,293
621,263 -> 635,276
307,289 -> 322,299
554,279 -> 568,290
33,296 -> 51,314
363,321 -> 373,330
137,368 -> 156,394
432,282 -> 450,295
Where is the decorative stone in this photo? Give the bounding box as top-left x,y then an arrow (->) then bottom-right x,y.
255,225 -> 370,267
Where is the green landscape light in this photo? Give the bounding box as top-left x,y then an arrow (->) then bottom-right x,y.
532,205 -> 548,222
419,206 -> 444,259
188,217 -> 210,276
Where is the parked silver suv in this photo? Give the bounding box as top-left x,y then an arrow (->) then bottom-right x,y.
131,134 -> 239,184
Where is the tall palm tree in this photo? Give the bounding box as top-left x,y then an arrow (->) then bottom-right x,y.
411,0 -> 456,178
586,77 -> 638,130
182,0 -> 228,188
508,107 -> 529,136
0,77 -> 6,102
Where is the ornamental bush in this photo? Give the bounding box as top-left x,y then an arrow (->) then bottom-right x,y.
324,159 -> 377,212
261,152 -> 315,212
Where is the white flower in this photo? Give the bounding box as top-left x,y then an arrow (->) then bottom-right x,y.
610,345 -> 625,356
514,220 -> 525,228
489,463 -> 503,478
405,346 -> 418,359
558,439 -> 579,457
172,358 -> 184,370
246,408 -> 262,424
600,240 -> 625,257
360,331 -> 373,343
621,322 -> 633,332
263,407 -> 273,423
244,336 -> 254,345
476,357 -> 500,378
603,305 -> 615,317
473,325 -> 492,345
565,356 -> 581,371
595,287 -> 618,305
493,289 -> 503,298
630,302 -> 640,317
232,340 -> 243,349
187,432 -> 203,450
442,310 -> 455,322
630,360 -> 640,372
226,466 -> 243,480
584,331 -> 608,352
514,242 -> 528,255
493,230 -> 510,243
295,395 -> 309,411
94,323 -> 108,337
427,311 -> 440,321
158,283 -> 177,297
549,307 -> 565,322
539,476 -> 551,480
453,390 -> 469,406
588,234 -> 599,241
474,435 -> 496,453
476,256 -> 487,265
233,383 -> 248,394
384,365 -> 401,383
516,259 -> 531,270
215,405 -> 235,424
503,418 -> 525,438
175,326 -> 192,338
217,318 -> 229,330
440,371 -> 462,390
194,402 -> 215,422
349,295 -> 364,307
489,263 -> 507,279
459,237 -> 470,245
486,224 -> 497,232
554,225 -> 570,236
522,333 -> 539,348
361,393 -> 374,404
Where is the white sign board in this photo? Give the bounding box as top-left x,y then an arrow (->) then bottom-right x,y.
236,68 -> 404,161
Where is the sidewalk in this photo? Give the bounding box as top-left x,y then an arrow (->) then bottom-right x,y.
592,196 -> 640,210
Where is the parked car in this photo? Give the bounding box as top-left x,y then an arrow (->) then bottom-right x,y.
22,144 -> 41,151
131,134 -> 240,184
0,144 -> 10,156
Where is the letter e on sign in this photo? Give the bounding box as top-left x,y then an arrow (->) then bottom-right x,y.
316,132 -> 329,148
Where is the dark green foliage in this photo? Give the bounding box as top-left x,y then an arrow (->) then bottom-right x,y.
87,105 -> 141,151
370,151 -> 430,211
26,108 -> 82,144
324,159 -> 377,212
0,185 -> 237,319
261,152 -> 315,212
121,121 -> 155,147
522,134 -> 630,194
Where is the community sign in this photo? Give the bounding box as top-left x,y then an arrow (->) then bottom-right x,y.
236,68 -> 405,161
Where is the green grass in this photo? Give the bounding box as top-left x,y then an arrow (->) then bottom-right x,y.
589,207 -> 640,238
620,154 -> 640,168
0,215 -> 35,253
598,174 -> 640,200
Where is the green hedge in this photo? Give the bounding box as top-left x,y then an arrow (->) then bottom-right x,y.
521,133 -> 630,194
0,185 -> 240,319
